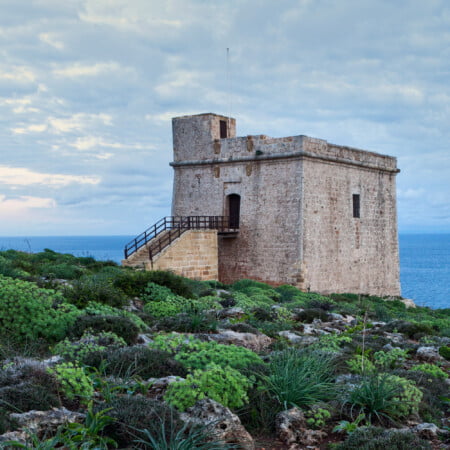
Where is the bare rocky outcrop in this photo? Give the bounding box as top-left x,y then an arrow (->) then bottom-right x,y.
180,399 -> 254,449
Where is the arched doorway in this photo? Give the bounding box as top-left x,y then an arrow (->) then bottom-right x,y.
227,194 -> 240,229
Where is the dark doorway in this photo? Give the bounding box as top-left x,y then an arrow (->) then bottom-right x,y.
228,194 -> 240,228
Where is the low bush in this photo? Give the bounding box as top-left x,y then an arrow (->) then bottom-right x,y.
0,363 -> 60,413
164,363 -> 252,411
439,345 -> 450,360
335,426 -> 431,449
410,362 -> 448,379
155,311 -> 218,333
82,302 -> 147,330
373,348 -> 408,370
145,271 -> 196,298
343,373 -> 422,424
68,314 -> 139,345
53,330 -> 126,363
263,348 -> 336,409
64,273 -> 127,309
148,333 -> 262,371
382,320 -> 435,340
48,362 -> 93,404
82,346 -> 187,379
294,308 -> 331,323
0,276 -> 80,343
99,396 -> 184,448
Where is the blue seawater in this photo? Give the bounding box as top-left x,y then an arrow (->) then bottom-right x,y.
399,234 -> 450,310
0,236 -> 134,265
0,234 -> 449,310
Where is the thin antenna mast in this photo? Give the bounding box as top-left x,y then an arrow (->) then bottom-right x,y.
226,48 -> 232,127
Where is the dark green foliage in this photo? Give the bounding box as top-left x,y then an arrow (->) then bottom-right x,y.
294,308 -> 331,323
223,323 -> 260,334
382,320 -> 435,340
64,274 -> 127,308
145,270 -> 195,298
98,396 -> 184,448
275,284 -> 303,303
218,293 -> 236,308
304,298 -> 336,311
82,346 -> 187,379
251,307 -> 273,322
439,345 -> 450,360
335,426 -> 431,449
112,269 -> 156,297
263,348 -> 336,408
343,374 -> 422,424
155,311 -> 218,333
38,262 -> 85,280
68,314 -> 139,345
0,364 -> 60,413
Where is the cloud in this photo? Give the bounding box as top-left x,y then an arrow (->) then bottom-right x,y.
53,62 -> 131,78
0,195 -> 56,215
0,166 -> 100,187
11,113 -> 112,135
39,32 -> 64,49
0,66 -> 36,83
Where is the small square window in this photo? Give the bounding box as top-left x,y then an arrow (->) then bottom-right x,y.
353,194 -> 360,218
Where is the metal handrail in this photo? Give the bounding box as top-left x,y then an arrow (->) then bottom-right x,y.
124,216 -> 235,259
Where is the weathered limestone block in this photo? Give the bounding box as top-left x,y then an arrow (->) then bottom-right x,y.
180,399 -> 254,449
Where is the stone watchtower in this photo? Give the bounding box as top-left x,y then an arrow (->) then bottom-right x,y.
124,112 -> 400,296
170,113 -> 400,296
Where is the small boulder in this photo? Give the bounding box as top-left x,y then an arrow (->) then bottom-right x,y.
275,407 -> 326,447
416,346 -> 442,361
180,398 -> 254,449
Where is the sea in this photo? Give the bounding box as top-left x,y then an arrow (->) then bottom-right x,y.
0,234 -> 449,310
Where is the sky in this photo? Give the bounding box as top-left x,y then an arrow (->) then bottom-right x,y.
0,0 -> 449,236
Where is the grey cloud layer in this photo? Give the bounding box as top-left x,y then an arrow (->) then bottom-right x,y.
0,0 -> 449,234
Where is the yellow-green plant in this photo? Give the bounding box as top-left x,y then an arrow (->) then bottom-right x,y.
48,362 -> 94,404
164,364 -> 252,411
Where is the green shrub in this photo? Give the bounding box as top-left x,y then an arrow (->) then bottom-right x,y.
142,282 -> 174,302
294,308 -> 331,323
98,396 -> 184,448
155,310 -> 218,333
145,271 -> 195,298
48,362 -> 94,403
68,314 -> 139,345
64,273 -> 127,308
382,320 -> 435,340
344,373 -> 422,424
275,284 -> 304,303
373,348 -> 408,370
0,363 -> 60,413
411,363 -> 448,379
53,330 -> 126,362
0,276 -> 80,343
164,363 -> 252,411
263,348 -> 336,408
82,346 -> 187,379
82,301 -> 147,330
149,333 -> 263,371
346,355 -> 376,375
439,345 -> 450,360
305,405 -> 332,429
335,426 -> 431,449
38,262 -> 85,280
113,269 -> 156,297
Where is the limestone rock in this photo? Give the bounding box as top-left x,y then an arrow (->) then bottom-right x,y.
208,329 -> 272,352
147,375 -> 184,399
413,422 -> 442,439
278,330 -> 304,343
275,407 -> 327,447
218,307 -> 245,319
180,399 -> 254,449
416,346 -> 442,361
10,407 -> 85,437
